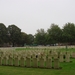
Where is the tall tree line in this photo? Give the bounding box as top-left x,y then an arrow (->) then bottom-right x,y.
34,23 -> 75,46
0,23 -> 34,47
0,22 -> 75,47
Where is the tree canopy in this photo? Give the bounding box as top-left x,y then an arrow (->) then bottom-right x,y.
0,23 -> 8,46
47,24 -> 62,44
62,23 -> 75,44
34,29 -> 46,45
0,22 -> 75,47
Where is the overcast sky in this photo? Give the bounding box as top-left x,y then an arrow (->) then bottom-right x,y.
0,0 -> 75,35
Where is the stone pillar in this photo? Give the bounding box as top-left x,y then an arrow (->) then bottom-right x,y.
19,56 -> 25,67
0,56 -> 2,65
59,52 -> 64,62
13,55 -> 19,66
8,55 -> 13,66
65,52 -> 70,62
2,56 -> 8,66
71,52 -> 75,58
25,54 -> 31,67
46,55 -> 52,69
32,54 -> 38,68
53,58 -> 59,69
8,57 -> 13,66
53,53 -> 60,69
38,53 -> 45,68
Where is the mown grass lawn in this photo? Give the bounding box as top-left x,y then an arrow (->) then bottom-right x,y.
0,58 -> 75,75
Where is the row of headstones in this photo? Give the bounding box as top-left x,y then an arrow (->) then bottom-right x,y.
42,50 -> 71,62
0,49 -> 72,69
21,50 -> 71,62
0,51 -> 60,69
24,50 -> 70,62
0,50 -> 71,63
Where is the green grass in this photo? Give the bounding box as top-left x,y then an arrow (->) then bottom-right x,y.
0,58 -> 75,75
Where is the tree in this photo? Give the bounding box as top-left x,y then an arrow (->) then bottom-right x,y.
7,25 -> 21,47
47,24 -> 62,45
20,32 -> 28,46
0,23 -> 8,46
27,34 -> 34,45
34,28 -> 46,45
62,22 -> 75,45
